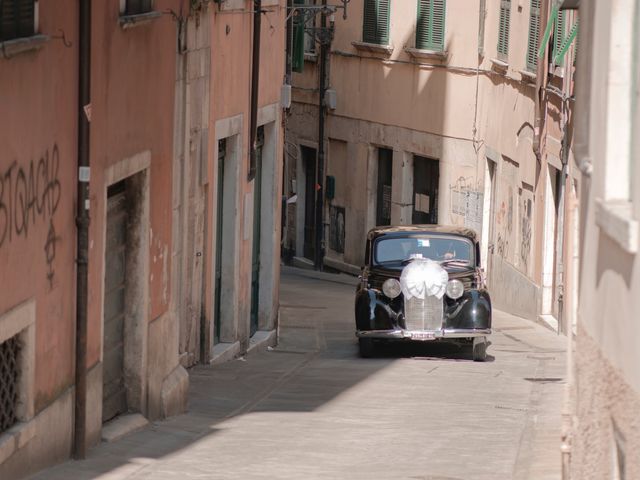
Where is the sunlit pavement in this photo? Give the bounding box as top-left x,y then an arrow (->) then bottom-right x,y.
30,266 -> 565,480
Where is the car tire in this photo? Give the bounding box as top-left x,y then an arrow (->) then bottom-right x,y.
472,336 -> 487,362
359,338 -> 375,358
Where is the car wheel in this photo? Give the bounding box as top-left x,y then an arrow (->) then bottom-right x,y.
472,336 -> 487,362
359,338 -> 375,358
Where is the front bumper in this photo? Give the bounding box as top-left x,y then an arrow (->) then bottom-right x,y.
356,328 -> 491,341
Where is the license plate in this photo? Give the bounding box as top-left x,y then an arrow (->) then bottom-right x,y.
411,332 -> 436,341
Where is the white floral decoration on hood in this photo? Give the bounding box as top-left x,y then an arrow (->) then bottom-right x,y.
400,258 -> 449,300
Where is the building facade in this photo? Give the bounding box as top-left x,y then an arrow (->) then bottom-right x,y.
571,0 -> 640,478
0,0 -> 285,477
285,0 -> 579,329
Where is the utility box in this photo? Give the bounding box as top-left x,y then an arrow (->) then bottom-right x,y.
281,84 -> 292,109
325,88 -> 337,110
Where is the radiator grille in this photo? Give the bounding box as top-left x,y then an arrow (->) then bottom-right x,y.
0,334 -> 20,434
404,296 -> 444,331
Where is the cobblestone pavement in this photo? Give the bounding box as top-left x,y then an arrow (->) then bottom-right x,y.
30,267 -> 566,480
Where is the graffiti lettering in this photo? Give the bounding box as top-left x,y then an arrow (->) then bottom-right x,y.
0,145 -> 61,248
44,219 -> 61,289
520,198 -> 532,269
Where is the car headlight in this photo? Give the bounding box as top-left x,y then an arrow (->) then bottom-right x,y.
446,279 -> 464,299
382,278 -> 402,299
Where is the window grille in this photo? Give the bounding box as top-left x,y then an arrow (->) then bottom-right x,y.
0,0 -> 35,42
362,0 -> 390,45
416,0 -> 446,51
0,334 -> 21,434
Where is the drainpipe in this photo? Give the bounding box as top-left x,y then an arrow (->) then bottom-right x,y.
74,0 -> 91,460
249,0 -> 262,181
314,0 -> 328,270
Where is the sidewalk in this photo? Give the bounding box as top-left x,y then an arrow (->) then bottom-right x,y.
30,267 -> 566,480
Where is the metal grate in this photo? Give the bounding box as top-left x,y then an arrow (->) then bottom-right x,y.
0,334 -> 21,434
405,295 -> 444,331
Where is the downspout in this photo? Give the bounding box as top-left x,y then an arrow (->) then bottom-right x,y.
74,0 -> 91,460
249,0 -> 262,181
314,0 -> 327,270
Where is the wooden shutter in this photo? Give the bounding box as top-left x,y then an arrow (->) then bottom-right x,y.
416,0 -> 446,51
363,0 -> 390,45
0,0 -> 35,42
526,0 -> 541,72
497,0 -> 511,61
552,10 -> 566,66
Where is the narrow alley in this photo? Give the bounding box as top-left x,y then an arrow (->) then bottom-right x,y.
31,267 -> 565,480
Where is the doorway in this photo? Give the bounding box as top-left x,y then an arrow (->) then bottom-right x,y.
250,126 -> 265,337
103,180 -> 129,422
214,139 -> 226,345
412,156 -> 439,225
376,148 -> 393,226
541,165 -> 559,316
301,145 -> 317,261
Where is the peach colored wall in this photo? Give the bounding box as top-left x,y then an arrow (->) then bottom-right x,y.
0,2 -> 78,412
207,0 -> 285,342
86,1 -> 178,368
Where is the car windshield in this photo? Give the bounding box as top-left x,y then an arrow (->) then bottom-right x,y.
373,235 -> 474,266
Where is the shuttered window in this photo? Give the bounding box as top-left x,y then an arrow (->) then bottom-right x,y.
525,0 -> 541,72
497,0 -> 511,61
0,0 -> 35,42
416,0 -> 446,51
552,10 -> 566,66
363,0 -> 390,45
125,0 -> 153,15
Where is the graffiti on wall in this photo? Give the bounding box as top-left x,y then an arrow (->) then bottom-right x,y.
520,197 -> 532,270
329,205 -> 345,254
449,177 -> 483,235
495,186 -> 514,259
0,144 -> 62,288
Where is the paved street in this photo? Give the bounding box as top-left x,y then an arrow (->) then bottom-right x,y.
31,267 -> 566,480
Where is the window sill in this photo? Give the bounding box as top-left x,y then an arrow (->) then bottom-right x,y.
0,35 -> 49,59
595,199 -> 639,254
404,47 -> 447,61
219,0 -> 245,11
0,419 -> 36,464
490,57 -> 509,72
519,69 -> 537,83
304,52 -> 318,63
119,11 -> 163,29
351,41 -> 394,55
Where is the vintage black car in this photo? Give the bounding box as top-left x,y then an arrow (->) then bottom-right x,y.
355,225 -> 491,361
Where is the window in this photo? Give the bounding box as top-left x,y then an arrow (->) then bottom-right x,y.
0,0 -> 36,42
497,0 -> 511,61
0,334 -> 20,434
122,0 -> 153,16
552,10 -> 567,66
526,0 -> 541,72
416,0 -> 445,51
363,0 -> 390,45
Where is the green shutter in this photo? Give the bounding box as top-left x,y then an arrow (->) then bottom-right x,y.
416,0 -> 446,51
497,0 -> 511,61
552,10 -> 566,66
526,0 -> 541,72
292,0 -> 305,73
363,0 -> 390,45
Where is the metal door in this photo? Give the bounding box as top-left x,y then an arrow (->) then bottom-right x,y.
250,127 -> 264,337
214,140 -> 225,344
376,148 -> 393,226
412,156 -> 439,224
302,146 -> 317,260
103,181 -> 128,422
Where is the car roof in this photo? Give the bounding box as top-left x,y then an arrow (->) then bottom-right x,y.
367,225 -> 479,243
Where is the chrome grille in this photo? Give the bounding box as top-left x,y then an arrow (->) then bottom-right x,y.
404,296 -> 444,331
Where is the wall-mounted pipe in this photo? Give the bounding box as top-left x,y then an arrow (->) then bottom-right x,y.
248,0 -> 262,181
74,0 -> 92,460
